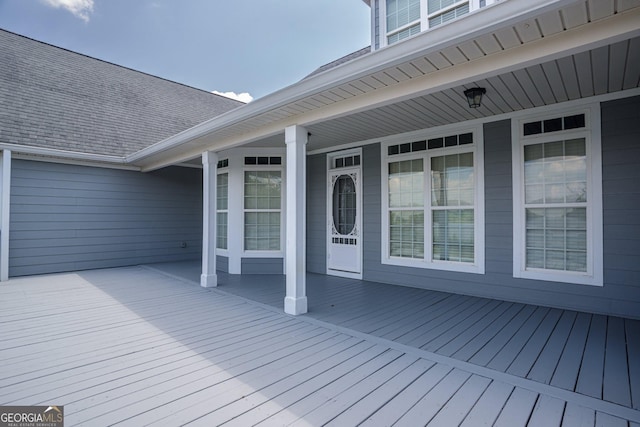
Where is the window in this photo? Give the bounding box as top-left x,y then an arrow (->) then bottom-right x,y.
386,0 -> 421,44
384,0 -> 475,46
244,170 -> 282,251
216,172 -> 229,250
428,0 -> 469,28
513,108 -> 602,286
383,127 -> 484,273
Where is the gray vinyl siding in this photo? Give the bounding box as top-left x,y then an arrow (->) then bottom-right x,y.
9,160 -> 202,277
241,258 -> 283,275
601,95 -> 640,315
303,95 -> 640,318
374,0 -> 380,50
217,255 -> 229,273
306,153 -> 327,274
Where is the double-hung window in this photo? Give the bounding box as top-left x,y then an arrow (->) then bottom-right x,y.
243,156 -> 283,252
383,126 -> 484,274
386,0 -> 421,45
512,108 -> 603,286
384,0 -> 485,46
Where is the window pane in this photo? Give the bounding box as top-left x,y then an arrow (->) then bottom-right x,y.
431,153 -> 474,207
217,173 -> 228,210
525,208 -> 587,272
216,212 -> 228,250
389,210 -> 424,259
389,159 -> 424,208
524,139 -> 587,204
387,0 -> 420,32
245,212 -> 280,251
432,209 -> 474,263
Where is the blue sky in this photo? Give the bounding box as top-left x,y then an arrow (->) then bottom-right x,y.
0,0 -> 371,101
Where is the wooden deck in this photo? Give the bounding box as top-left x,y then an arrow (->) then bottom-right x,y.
0,264 -> 639,426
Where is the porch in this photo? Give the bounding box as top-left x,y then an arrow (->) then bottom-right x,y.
2,263 -> 637,426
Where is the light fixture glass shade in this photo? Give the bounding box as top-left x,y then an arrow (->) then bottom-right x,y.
464,87 -> 486,108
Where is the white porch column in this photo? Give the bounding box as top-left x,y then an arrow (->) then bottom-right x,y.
284,125 -> 308,315
226,152 -> 243,274
201,151 -> 218,288
0,150 -> 10,282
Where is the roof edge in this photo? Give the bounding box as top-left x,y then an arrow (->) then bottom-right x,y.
127,0 -> 586,165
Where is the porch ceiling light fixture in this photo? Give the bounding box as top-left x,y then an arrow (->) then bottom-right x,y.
464,87 -> 486,108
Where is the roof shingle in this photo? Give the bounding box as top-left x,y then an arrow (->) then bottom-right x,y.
0,29 -> 244,157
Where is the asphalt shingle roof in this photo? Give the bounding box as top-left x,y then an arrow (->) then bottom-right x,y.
304,46 -> 371,79
0,29 -> 244,157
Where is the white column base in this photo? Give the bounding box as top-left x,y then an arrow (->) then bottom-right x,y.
200,273 -> 218,288
284,296 -> 308,316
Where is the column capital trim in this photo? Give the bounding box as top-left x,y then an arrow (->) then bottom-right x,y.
285,125 -> 309,145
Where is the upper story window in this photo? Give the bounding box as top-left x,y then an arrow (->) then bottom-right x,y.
386,0 -> 421,44
428,0 -> 470,28
382,0 -> 496,46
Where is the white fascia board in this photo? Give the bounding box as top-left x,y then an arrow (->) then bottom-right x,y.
0,142 -> 134,169
127,0 -> 586,166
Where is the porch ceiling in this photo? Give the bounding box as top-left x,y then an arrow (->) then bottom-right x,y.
133,0 -> 640,169
299,36 -> 640,152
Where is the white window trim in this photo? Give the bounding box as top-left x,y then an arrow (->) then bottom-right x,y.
215,167 -> 229,255
381,124 -> 485,274
242,162 -> 286,258
512,105 -> 603,286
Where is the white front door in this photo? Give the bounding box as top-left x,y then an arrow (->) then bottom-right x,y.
327,151 -> 362,278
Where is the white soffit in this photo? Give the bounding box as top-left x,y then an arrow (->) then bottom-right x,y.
131,0 -> 640,171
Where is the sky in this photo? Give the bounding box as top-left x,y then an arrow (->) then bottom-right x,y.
0,0 -> 371,101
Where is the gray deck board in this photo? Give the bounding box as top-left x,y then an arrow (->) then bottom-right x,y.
527,394 -> 565,427
492,388 -> 539,427
486,306 -> 551,371
192,339 -> 377,426
426,374 -> 492,426
119,334 -> 363,426
563,403 -> 596,427
506,308 -> 563,377
1,265 -> 638,426
358,363 -> 452,426
291,353 -> 420,426
421,298 -> 502,352
595,412 -> 629,426
627,319 -> 640,410
527,310 -> 577,384
604,316 -> 632,406
550,312 -> 592,390
438,300 -> 515,357
459,380 -> 514,427
223,342 -> 387,427
67,326 -> 333,425
467,303 -> 538,366
452,302 -> 526,361
322,358 -> 436,426
383,293 -> 468,341
576,314 -> 607,399
393,368 -> 472,425
254,348 -> 405,426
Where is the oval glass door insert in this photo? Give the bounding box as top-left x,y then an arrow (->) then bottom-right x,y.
332,174 -> 357,235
